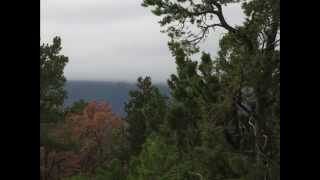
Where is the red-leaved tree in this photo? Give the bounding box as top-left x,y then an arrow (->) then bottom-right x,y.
40,101 -> 125,179
64,101 -> 124,175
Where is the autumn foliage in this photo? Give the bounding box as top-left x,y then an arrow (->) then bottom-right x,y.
65,101 -> 124,174
40,101 -> 124,180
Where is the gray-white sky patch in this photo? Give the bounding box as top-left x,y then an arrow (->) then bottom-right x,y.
41,0 -> 244,83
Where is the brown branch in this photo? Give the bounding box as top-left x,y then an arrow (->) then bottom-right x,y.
186,23 -> 222,44
212,1 -> 237,33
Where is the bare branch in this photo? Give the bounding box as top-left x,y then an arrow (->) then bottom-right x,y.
212,1 -> 237,33
248,117 -> 256,136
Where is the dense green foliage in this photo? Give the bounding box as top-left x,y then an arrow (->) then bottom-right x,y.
40,37 -> 68,122
132,0 -> 279,179
64,99 -> 88,115
125,77 -> 168,155
41,0 -> 279,179
40,37 -> 69,149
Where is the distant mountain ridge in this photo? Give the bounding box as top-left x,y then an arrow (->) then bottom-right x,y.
64,80 -> 170,116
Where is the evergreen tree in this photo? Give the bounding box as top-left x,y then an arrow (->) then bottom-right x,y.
127,135 -> 180,180
40,37 -> 70,180
125,77 -> 168,155
64,99 -> 88,116
40,37 -> 68,122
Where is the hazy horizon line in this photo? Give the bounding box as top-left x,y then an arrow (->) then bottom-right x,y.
66,79 -> 169,85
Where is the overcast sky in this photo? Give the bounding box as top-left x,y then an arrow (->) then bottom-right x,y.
41,0 -> 244,83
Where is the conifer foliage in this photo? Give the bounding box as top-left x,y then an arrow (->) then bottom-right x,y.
125,77 -> 168,155
40,37 -> 68,122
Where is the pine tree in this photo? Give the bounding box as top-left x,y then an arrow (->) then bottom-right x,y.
125,77 -> 168,155
40,37 -> 70,180
40,36 -> 68,122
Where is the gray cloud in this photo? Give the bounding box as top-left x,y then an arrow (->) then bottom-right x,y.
41,0 -> 244,83
42,0 -> 149,25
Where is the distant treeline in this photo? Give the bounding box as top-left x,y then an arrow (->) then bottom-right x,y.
64,81 -> 170,115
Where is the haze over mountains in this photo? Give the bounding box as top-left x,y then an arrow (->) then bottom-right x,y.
64,80 -> 170,116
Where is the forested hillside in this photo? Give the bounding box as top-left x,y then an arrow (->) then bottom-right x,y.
64,81 -> 170,115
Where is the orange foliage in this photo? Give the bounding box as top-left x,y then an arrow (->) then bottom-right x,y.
40,101 -> 124,179
66,101 -> 123,143
65,101 -> 124,174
